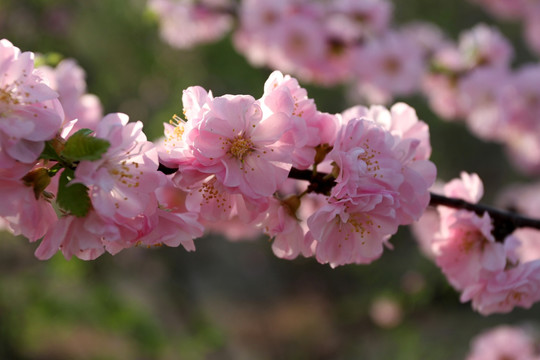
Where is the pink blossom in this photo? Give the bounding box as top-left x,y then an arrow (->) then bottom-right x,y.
133,209 -> 202,251
434,211 -> 506,290
510,229 -> 540,264
38,59 -> 103,134
422,73 -> 464,120
308,112 -> 435,267
36,175 -> 203,260
458,67 -> 511,141
501,64 -> 540,135
74,113 -> 164,219
261,71 -> 338,169
430,173 -> 507,289
458,24 -> 514,69
400,22 -> 446,56
341,102 -> 432,161
410,207 -> 439,260
158,86 -> 214,170
504,132 -> 540,175
332,114 -> 435,224
0,39 -> 64,165
184,175 -> 269,224
443,172 -> 484,204
308,199 -> 397,267
353,31 -> 425,100
466,325 -> 539,360
149,0 -> 233,49
325,0 -> 393,41
233,0 -> 295,67
461,260 -> 540,315
35,212 -> 107,260
258,197 -> 307,260
189,93 -> 293,199
0,163 -> 57,242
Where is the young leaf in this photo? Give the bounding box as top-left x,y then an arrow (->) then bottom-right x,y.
57,169 -> 92,217
62,128 -> 110,162
39,140 -> 62,161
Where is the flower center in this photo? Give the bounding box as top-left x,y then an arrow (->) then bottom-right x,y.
109,160 -> 142,189
382,57 -> 402,75
357,139 -> 382,178
0,87 -> 19,114
164,115 -> 186,149
228,135 -> 254,161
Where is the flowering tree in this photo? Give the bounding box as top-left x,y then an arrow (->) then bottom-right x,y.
2,0 -> 540,357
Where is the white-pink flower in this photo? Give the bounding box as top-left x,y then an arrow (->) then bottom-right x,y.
434,210 -> 506,290
74,113 -> 164,220
259,197 -> 312,260
190,94 -> 293,199
261,71 -> 338,169
461,260 -> 540,315
0,163 -> 57,242
0,39 -> 64,165
308,110 -> 435,267
308,199 -> 397,267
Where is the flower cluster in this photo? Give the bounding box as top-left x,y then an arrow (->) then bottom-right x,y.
160,70 -> 435,267
0,39 -> 435,266
150,0 -> 432,102
416,172 -> 540,315
149,0 -> 540,176
422,24 -> 540,175
0,39 -> 203,260
0,39 -> 64,241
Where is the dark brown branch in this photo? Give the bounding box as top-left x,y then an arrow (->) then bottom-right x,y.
287,167 -> 540,241
429,193 -> 540,241
160,163 -> 540,240
287,168 -> 336,195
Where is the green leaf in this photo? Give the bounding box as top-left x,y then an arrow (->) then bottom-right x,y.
39,140 -> 62,161
62,129 -> 110,162
56,169 -> 92,217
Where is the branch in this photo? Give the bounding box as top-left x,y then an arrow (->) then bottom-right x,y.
287,167 -> 540,241
428,193 -> 540,241
159,163 -> 540,240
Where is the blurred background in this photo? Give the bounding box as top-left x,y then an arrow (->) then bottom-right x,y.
0,0 -> 539,359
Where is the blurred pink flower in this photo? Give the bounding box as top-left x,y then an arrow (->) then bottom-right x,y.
38,58 -> 103,134
466,325 -> 539,360
458,24 -> 514,69
149,0 -> 233,49
353,31 -> 425,100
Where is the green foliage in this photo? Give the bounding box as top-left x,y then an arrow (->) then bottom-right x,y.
56,168 -> 91,217
61,129 -> 110,162
39,140 -> 63,162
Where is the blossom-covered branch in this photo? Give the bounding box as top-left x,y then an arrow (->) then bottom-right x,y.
287,167 -> 540,241
4,36 -> 540,316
